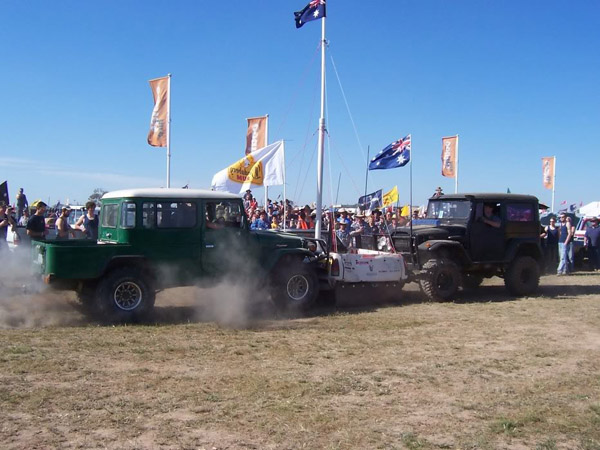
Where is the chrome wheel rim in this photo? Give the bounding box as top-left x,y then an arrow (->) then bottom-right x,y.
286,274 -> 309,302
113,281 -> 143,311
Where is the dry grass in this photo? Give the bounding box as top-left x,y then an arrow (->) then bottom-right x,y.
1,273 -> 600,449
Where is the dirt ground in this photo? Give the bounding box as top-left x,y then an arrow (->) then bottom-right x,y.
1,273 -> 599,449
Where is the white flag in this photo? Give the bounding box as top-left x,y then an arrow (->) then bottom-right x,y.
211,140 -> 285,194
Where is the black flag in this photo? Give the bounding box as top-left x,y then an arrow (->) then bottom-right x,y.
0,181 -> 9,205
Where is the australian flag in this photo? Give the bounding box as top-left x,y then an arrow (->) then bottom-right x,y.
369,134 -> 411,170
294,0 -> 326,28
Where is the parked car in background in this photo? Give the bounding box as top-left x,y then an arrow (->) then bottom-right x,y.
574,216 -> 598,268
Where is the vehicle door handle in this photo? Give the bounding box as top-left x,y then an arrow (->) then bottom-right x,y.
205,244 -> 215,248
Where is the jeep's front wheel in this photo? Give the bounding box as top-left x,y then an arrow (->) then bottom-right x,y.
95,267 -> 155,322
272,263 -> 318,313
504,256 -> 540,296
420,258 -> 460,302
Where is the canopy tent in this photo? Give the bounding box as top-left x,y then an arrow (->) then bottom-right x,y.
579,201 -> 600,217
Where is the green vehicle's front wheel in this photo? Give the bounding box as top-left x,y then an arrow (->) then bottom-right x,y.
271,262 -> 318,313
95,267 -> 155,322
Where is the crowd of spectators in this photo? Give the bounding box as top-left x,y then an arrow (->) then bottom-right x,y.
242,189 -> 426,246
0,187 -> 100,250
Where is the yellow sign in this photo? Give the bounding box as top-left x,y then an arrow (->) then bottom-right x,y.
227,154 -> 264,185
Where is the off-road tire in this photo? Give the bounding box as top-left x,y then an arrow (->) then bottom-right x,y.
272,262 -> 318,313
462,274 -> 484,290
95,267 -> 155,322
504,256 -> 540,296
419,258 -> 460,302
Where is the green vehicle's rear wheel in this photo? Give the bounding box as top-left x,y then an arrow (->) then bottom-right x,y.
95,267 -> 155,322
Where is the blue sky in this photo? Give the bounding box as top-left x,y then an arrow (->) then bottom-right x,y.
1,0 -> 598,209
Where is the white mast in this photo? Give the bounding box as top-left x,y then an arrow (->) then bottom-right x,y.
264,114 -> 269,208
315,15 -> 326,240
166,73 -> 172,188
455,134 -> 459,193
552,156 -> 556,212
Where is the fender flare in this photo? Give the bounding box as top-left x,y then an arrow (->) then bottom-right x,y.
418,240 -> 471,266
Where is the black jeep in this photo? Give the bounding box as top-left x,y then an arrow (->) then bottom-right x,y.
393,193 -> 543,301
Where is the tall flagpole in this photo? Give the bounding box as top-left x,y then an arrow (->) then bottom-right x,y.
283,140 -> 287,231
455,134 -> 459,193
166,73 -> 172,188
315,16 -> 326,240
264,114 -> 269,208
552,156 -> 556,212
363,146 -> 370,207
409,135 -> 414,260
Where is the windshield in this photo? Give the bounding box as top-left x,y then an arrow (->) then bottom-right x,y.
427,200 -> 471,220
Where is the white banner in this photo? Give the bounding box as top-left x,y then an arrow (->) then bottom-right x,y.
211,141 -> 285,194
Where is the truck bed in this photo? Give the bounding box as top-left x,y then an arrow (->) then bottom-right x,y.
33,240 -> 133,281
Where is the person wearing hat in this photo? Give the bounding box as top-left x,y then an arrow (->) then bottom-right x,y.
432,186 -> 444,198
56,207 -> 76,240
336,221 -> 351,248
337,208 -> 352,227
26,201 -> 48,240
251,210 -> 270,230
584,217 -> 600,271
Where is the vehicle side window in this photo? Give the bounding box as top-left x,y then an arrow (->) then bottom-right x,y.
205,201 -> 244,229
121,202 -> 136,228
156,202 -> 197,228
507,204 -> 534,222
475,202 -> 501,220
102,204 -> 118,228
142,203 -> 155,228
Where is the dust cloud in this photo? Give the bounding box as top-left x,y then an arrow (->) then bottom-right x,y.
0,247 -> 88,329
154,234 -> 278,328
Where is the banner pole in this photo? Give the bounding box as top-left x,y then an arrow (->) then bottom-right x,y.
409,135 -> 413,253
363,145 -> 370,210
315,16 -> 326,240
552,156 -> 556,212
166,73 -> 172,188
283,140 -> 287,231
264,114 -> 269,209
455,134 -> 459,193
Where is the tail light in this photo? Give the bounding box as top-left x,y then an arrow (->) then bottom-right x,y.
330,258 -> 340,277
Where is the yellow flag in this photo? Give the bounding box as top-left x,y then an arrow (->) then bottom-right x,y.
382,186 -> 398,206
401,205 -> 410,217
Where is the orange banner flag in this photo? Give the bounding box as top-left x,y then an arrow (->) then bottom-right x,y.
441,136 -> 457,177
542,157 -> 555,190
245,116 -> 268,155
147,76 -> 169,147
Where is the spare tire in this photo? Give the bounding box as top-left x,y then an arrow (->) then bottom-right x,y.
419,258 -> 460,302
504,256 -> 540,296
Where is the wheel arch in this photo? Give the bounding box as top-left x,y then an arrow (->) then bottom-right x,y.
419,241 -> 470,269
